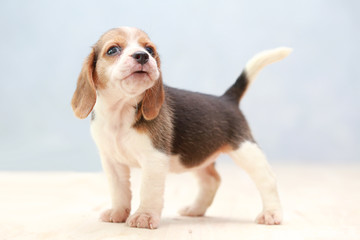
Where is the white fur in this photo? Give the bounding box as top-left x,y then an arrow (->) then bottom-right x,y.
228,141 -> 283,225
91,97 -> 169,228
245,47 -> 292,89
91,27 -> 168,229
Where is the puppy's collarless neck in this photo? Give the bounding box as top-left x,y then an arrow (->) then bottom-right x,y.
94,96 -> 134,120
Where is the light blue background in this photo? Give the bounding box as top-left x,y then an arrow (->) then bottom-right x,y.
0,1 -> 359,171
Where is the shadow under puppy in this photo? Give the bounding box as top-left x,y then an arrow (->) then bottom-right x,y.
71,27 -> 291,229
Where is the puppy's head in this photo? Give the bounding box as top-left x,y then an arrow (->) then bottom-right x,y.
71,27 -> 164,120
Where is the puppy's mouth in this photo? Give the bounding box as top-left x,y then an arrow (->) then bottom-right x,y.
133,70 -> 148,74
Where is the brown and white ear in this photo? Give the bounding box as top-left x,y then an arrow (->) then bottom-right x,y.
71,48 -> 97,119
141,74 -> 165,121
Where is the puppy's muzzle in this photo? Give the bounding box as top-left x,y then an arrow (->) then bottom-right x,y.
132,51 -> 149,65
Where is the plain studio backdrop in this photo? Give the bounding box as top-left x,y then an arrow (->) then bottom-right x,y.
0,1 -> 359,171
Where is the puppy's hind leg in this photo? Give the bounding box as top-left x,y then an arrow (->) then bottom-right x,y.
228,141 -> 282,225
179,163 -> 221,217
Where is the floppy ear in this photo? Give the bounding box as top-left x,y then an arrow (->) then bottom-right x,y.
71,48 -> 97,119
141,74 -> 165,121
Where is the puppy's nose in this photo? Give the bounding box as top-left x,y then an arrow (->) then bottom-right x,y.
132,51 -> 149,65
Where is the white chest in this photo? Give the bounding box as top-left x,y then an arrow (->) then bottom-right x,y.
90,105 -> 154,168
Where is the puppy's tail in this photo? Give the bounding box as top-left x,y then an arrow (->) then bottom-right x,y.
223,47 -> 292,103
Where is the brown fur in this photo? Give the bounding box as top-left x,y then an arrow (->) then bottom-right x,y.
133,93 -> 173,154
134,85 -> 255,168
165,86 -> 254,168
71,48 -> 97,119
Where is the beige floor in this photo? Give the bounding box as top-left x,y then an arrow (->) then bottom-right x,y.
1,163 -> 359,240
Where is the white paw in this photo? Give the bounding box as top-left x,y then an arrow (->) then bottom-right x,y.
100,208 -> 130,223
126,211 -> 160,229
255,209 -> 282,225
178,205 -> 206,217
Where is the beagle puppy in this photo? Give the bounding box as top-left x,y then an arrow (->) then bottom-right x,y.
71,27 -> 291,229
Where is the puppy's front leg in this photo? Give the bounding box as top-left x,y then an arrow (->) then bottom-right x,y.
127,154 -> 168,229
100,155 -> 132,223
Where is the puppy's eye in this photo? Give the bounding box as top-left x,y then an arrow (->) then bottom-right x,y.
107,46 -> 121,56
145,46 -> 155,56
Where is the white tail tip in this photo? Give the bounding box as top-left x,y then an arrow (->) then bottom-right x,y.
245,47 -> 293,83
